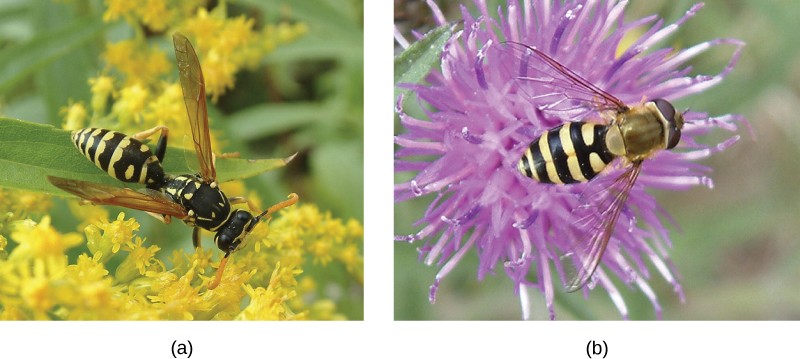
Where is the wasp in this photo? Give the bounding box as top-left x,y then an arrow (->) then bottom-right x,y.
502,41 -> 684,292
48,33 -> 298,290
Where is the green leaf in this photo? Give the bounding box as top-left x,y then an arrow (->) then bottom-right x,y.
0,17 -> 107,97
227,102 -> 324,140
0,118 -> 292,196
309,140 -> 363,221
394,23 -> 454,104
33,1 -> 102,124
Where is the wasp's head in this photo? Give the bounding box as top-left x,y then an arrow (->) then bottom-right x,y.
213,209 -> 257,253
207,194 -> 298,290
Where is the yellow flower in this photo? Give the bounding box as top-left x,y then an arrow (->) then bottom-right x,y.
115,237 -> 162,283
19,264 -> 55,320
147,268 -> 207,320
181,8 -> 224,50
85,212 -> 140,260
338,244 -> 363,284
89,75 -> 115,115
268,204 -> 364,284
144,82 -> 184,126
102,0 -> 136,22
139,0 -> 173,32
111,83 -> 150,125
236,263 -> 303,320
104,40 -> 169,86
8,216 -> 82,264
60,101 -> 88,130
66,254 -> 109,283
67,200 -> 109,232
181,10 -> 265,100
307,237 -> 334,266
0,189 -> 53,232
263,22 -> 308,52
346,218 -> 363,238
309,299 -> 346,320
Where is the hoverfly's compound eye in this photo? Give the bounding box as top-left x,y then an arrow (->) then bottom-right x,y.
653,98 -> 682,149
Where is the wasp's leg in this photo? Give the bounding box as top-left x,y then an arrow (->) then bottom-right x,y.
145,212 -> 171,224
192,227 -> 202,249
131,125 -> 170,162
229,196 -> 260,212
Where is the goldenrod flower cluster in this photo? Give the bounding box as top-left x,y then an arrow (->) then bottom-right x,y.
0,196 -> 363,320
0,189 -> 52,235
63,0 -> 308,146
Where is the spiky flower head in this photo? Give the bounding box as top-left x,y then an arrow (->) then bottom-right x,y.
395,0 -> 744,319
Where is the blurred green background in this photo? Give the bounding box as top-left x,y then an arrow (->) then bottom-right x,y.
0,0 -> 363,319
395,0 -> 797,320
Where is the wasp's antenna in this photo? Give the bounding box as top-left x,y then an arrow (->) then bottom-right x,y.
254,193 -> 299,222
208,252 -> 231,290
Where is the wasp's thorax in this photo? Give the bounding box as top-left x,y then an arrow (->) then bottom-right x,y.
605,98 -> 683,162
164,175 -> 232,231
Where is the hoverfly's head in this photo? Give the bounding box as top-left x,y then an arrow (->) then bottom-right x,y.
653,98 -> 683,149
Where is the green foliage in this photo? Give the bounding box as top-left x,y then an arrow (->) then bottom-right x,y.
235,0 -> 365,222
394,24 -> 454,106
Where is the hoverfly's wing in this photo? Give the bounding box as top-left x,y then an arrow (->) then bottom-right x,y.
499,41 -> 627,118
48,176 -> 189,219
173,32 -> 215,183
562,161 -> 642,292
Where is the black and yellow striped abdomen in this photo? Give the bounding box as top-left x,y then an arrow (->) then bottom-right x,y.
517,122 -> 615,184
72,128 -> 167,188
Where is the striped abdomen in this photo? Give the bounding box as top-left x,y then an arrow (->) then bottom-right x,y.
72,128 -> 167,188
517,122 -> 615,184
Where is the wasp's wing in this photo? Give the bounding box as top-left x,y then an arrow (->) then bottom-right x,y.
499,41 -> 626,117
173,32 -> 215,183
48,176 -> 189,219
563,161 -> 642,292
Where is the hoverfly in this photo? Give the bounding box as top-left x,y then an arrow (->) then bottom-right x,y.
501,41 -> 684,292
48,33 -> 298,290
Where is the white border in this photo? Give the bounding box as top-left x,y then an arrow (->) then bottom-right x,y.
3,1 -> 798,357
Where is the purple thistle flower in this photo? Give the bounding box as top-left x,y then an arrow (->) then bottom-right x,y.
395,0 -> 745,319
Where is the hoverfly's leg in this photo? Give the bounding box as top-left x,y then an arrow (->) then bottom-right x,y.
192,227 -> 202,249
131,125 -> 170,162
228,196 -> 260,212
